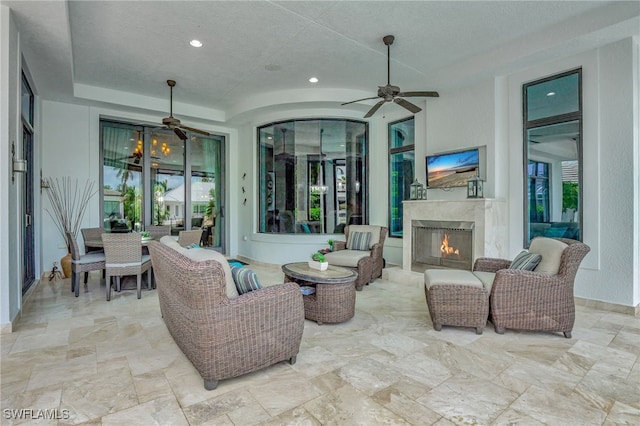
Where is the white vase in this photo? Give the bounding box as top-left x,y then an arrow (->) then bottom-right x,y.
308,260 -> 328,271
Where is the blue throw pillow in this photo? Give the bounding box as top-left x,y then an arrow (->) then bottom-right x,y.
347,231 -> 371,251
183,243 -> 200,249
509,250 -> 542,271
230,265 -> 262,294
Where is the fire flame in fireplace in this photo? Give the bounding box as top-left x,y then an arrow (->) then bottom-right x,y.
441,233 -> 460,257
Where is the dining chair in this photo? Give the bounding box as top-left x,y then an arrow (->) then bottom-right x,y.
101,233 -> 153,301
67,232 -> 106,297
178,229 -> 204,246
80,227 -> 105,284
146,225 -> 171,240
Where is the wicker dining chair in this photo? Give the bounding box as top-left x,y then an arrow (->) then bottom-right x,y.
80,227 -> 105,283
67,232 -> 105,297
146,225 -> 171,240
101,233 -> 153,301
178,229 -> 204,246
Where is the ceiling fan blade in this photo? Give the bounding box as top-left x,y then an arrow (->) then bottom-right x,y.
341,96 -> 381,106
364,100 -> 386,118
173,127 -> 188,141
394,97 -> 422,114
398,91 -> 440,98
179,125 -> 210,137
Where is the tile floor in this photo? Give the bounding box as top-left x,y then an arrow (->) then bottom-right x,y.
1,265 -> 639,425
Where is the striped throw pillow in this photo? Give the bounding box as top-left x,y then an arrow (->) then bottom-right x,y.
509,250 -> 542,271
347,231 -> 371,251
230,265 -> 262,294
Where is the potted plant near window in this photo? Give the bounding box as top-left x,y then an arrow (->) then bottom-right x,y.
327,239 -> 334,252
44,177 -> 96,278
309,252 -> 328,271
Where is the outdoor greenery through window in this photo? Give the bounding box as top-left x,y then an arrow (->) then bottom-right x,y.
523,69 -> 582,246
388,117 -> 415,238
258,119 -> 368,234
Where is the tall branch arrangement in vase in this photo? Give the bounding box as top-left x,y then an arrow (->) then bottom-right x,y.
45,177 -> 96,251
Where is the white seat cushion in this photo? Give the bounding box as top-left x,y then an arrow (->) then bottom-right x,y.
424,269 -> 483,290
347,225 -> 381,249
528,237 -> 568,275
324,249 -> 370,268
72,252 -> 105,264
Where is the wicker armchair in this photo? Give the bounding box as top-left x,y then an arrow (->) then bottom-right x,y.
474,237 -> 590,338
324,225 -> 388,291
148,241 -> 304,390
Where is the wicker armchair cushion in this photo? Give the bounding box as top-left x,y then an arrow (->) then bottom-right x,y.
160,236 -> 239,299
347,225 -> 381,249
528,237 -> 568,274
509,251 -> 542,271
472,271 -> 496,293
230,265 -> 262,294
347,231 -> 371,251
324,249 -> 371,268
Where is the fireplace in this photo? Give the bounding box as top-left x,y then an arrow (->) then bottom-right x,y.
412,220 -> 474,270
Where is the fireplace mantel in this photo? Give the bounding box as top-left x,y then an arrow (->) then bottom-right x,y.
402,199 -> 508,271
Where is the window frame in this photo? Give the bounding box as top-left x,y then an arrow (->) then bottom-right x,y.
388,117 -> 415,239
522,68 -> 583,247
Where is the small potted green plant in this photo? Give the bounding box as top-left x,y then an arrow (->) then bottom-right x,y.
309,252 -> 328,271
327,239 -> 334,251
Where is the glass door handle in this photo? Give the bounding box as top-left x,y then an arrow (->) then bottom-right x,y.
25,214 -> 32,226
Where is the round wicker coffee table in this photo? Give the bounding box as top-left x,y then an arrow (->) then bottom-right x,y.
282,262 -> 358,324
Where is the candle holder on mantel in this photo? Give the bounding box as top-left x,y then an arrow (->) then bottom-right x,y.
466,174 -> 484,198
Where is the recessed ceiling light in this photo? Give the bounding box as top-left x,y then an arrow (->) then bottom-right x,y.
190,40 -> 203,48
546,91 -> 556,96
309,77 -> 319,83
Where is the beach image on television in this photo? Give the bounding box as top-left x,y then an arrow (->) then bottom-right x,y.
426,148 -> 479,188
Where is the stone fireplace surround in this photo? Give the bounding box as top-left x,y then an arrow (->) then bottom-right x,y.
402,199 -> 508,272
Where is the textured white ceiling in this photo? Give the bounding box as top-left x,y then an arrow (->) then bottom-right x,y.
4,0 -> 639,122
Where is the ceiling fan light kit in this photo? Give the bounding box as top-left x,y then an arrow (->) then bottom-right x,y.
162,79 -> 210,140
343,35 -> 439,118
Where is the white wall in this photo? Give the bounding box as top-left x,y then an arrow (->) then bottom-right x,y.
1,6 -> 23,330
506,38 -> 638,307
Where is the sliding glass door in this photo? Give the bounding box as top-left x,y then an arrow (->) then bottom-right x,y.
101,120 -> 225,251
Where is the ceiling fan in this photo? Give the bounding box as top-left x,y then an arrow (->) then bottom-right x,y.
161,80 -> 210,140
342,35 -> 439,118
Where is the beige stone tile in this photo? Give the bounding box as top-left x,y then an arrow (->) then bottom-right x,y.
604,401 -> 640,425
132,370 -> 174,404
288,345 -> 347,378
575,368 -> 640,409
26,354 -> 97,392
390,351 -> 453,388
100,395 -> 188,426
0,332 -> 18,355
10,329 -> 70,354
569,340 -> 638,370
182,389 -> 260,425
416,373 -> 518,424
59,367 -> 137,424
303,384 -> 411,425
509,385 -> 607,424
373,386 -> 442,425
248,369 -> 323,416
498,359 -> 582,396
337,359 -> 400,396
257,406 -> 321,425
492,408 -> 546,425
309,371 -> 347,395
1,385 -> 62,426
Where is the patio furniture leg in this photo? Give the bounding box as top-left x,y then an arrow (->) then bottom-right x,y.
137,274 -> 142,299
289,356 -> 297,365
204,379 -> 218,390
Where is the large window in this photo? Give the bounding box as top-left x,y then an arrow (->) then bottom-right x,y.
523,69 -> 582,246
388,117 -> 414,238
258,119 -> 368,234
100,120 -> 225,249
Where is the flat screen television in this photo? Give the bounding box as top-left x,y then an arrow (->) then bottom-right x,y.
426,147 -> 480,189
